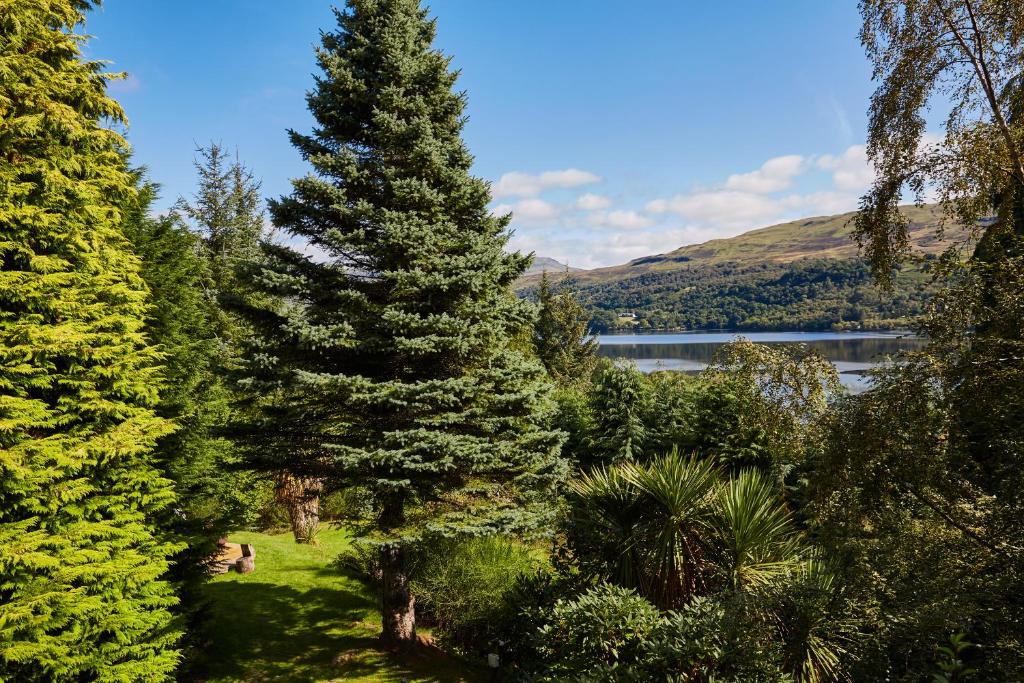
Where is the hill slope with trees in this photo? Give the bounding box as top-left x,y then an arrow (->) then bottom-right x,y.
519,204 -> 973,331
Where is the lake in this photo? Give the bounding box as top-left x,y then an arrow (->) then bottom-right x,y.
597,331 -> 924,392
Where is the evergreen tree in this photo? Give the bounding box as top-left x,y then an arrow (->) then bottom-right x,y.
174,143 -> 265,301
0,2 -> 181,679
533,271 -> 599,386
122,182 -> 236,662
174,145 -> 318,542
588,361 -> 650,463
232,0 -> 564,645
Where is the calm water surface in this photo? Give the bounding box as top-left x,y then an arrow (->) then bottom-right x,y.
597,331 -> 923,392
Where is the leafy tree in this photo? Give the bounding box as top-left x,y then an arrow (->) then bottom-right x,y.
533,272 -> 599,386
701,340 -> 839,479
816,2 -> 1024,677
232,0 -> 564,645
0,1 -> 180,679
856,0 -> 1024,283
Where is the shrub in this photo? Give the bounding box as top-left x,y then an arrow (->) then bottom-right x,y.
516,584 -> 792,682
411,535 -> 541,653
532,583 -> 662,681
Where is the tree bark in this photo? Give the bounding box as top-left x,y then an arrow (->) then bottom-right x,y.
379,497 -> 416,647
275,473 -> 322,544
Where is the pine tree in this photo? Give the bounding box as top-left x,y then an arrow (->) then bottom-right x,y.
0,2 -> 181,679
234,0 -> 565,644
533,271 -> 599,386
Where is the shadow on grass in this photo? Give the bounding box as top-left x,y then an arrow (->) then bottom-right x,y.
190,571 -> 483,682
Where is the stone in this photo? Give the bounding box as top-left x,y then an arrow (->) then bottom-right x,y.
235,555 -> 255,573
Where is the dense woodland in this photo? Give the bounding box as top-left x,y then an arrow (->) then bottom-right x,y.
1,1 -> 1022,682
566,258 -> 936,332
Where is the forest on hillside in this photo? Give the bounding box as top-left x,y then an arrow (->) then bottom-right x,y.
1,1 -> 1022,682
565,257 -> 937,332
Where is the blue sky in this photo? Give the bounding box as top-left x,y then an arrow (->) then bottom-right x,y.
87,1 -> 882,268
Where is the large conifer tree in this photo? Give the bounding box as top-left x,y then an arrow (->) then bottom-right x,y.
234,0 -> 564,644
0,2 -> 181,679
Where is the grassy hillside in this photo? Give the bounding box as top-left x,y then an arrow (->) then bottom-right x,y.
520,205 -> 973,332
189,530 -> 483,683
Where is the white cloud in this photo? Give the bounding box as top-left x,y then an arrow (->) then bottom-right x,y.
492,169 -> 601,198
816,145 -> 875,192
600,210 -> 655,230
646,190 -> 783,229
503,145 -> 884,269
492,198 -> 559,222
510,228 -> 689,271
576,193 -> 613,211
724,154 -> 805,193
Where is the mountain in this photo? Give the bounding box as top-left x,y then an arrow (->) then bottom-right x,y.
523,256 -> 582,277
519,205 -> 974,332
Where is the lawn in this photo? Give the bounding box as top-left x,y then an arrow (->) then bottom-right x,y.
189,529 -> 486,682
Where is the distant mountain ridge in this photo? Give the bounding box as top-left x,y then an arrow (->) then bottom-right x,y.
519,205 -> 975,332
523,256 -> 581,277
522,204 -> 967,287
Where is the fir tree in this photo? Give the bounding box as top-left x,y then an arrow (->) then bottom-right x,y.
174,143 -> 265,300
234,0 -> 565,644
173,145 -> 319,542
533,271 -> 599,386
589,361 -> 650,463
0,2 -> 181,679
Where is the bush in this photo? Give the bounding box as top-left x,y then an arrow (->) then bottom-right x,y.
509,583 -> 793,682
411,535 -> 541,653
492,568 -> 596,674
532,583 -> 662,681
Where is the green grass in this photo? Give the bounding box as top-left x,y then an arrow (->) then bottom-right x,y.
190,529 -> 485,683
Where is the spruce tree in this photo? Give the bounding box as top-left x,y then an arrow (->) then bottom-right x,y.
533,271 -> 599,386
0,2 -> 181,679
174,143 -> 265,300
234,0 -> 564,644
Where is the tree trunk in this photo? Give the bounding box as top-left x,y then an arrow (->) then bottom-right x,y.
275,473 -> 322,544
379,497 -> 416,647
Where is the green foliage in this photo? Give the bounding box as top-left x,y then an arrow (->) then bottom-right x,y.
410,536 -> 540,653
588,361 -> 652,463
532,583 -> 663,681
562,454 -> 850,681
524,584 -> 793,682
0,2 -> 181,679
122,184 -> 239,665
533,272 -> 599,386
856,0 -> 1024,284
230,0 -> 565,639
570,257 -> 933,332
933,634 -> 977,683
173,143 -> 265,300
702,340 -> 839,478
810,350 -> 1023,679
568,455 -> 805,609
